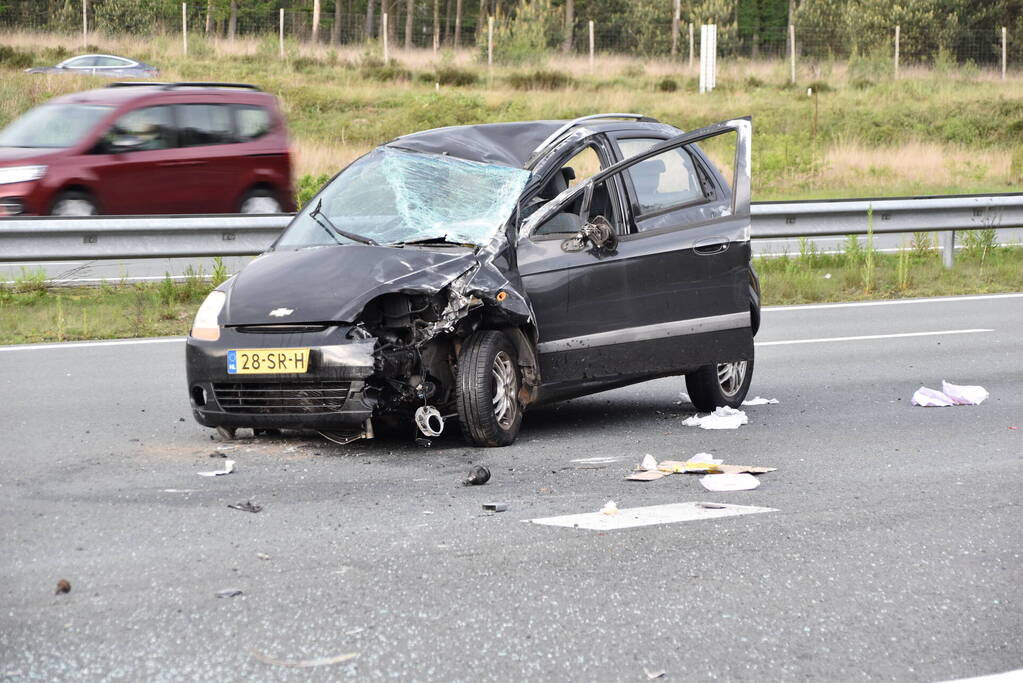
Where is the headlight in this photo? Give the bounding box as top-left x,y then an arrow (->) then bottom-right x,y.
191,290 -> 226,341
0,165 -> 47,185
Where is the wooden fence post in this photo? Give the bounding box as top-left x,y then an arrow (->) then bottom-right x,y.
670,0 -> 680,56
589,20 -> 594,70
487,16 -> 493,67
789,24 -> 795,84
1002,26 -> 1007,80
312,0 -> 320,43
688,22 -> 694,70
279,8 -> 284,58
82,0 -> 88,47
894,25 -> 900,79
182,3 -> 188,55
382,13 -> 389,63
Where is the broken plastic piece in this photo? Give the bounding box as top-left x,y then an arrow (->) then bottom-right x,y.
644,668 -> 667,679
600,500 -> 619,515
640,454 -> 658,471
415,405 -> 445,437
913,380 -> 988,407
227,501 -> 263,513
55,579 -> 71,595
215,588 -> 243,598
682,406 -> 749,430
700,472 -> 760,491
463,465 -> 491,486
742,396 -> 779,406
197,459 -> 235,477
252,651 -> 359,668
482,502 -> 508,512
319,419 -> 374,445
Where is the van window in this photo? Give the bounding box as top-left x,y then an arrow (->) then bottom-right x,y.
107,105 -> 175,150
235,106 -> 272,141
177,104 -> 234,146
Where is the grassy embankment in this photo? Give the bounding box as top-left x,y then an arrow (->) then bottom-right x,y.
1,33 -> 1022,343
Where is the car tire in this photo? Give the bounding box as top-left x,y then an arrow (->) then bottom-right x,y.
685,354 -> 754,412
456,330 -> 523,447
238,189 -> 282,214
50,191 -> 99,216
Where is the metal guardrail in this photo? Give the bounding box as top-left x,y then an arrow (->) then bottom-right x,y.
3,193 -> 1023,268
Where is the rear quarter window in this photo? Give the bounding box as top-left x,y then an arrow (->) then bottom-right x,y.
235,105 -> 272,141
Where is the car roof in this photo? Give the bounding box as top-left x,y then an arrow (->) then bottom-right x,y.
48,84 -> 271,106
386,118 -> 680,169
62,53 -> 138,62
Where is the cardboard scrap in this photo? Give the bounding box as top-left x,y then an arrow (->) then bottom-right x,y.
717,465 -> 777,475
626,470 -> 667,481
625,452 -> 775,483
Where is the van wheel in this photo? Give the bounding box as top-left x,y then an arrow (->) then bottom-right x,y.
685,355 -> 754,411
51,191 -> 98,216
238,189 -> 282,213
456,330 -> 523,447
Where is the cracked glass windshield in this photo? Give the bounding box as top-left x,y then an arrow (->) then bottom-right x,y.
276,148 -> 531,249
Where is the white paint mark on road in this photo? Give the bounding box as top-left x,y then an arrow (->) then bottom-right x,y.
757,329 -> 992,347
528,501 -> 776,531
0,337 -> 184,353
765,292 -> 1023,312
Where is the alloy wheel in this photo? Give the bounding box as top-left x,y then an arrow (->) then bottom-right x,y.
716,361 -> 748,398
491,350 -> 518,429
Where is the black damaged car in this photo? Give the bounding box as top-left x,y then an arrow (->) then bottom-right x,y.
186,113 -> 759,447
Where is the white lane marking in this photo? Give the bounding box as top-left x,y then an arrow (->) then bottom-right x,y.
757,329 -> 992,347
528,502 -> 776,531
765,292 -> 1023,312
937,669 -> 1023,683
0,337 -> 184,353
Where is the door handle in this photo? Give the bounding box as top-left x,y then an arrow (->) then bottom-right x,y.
694,241 -> 729,256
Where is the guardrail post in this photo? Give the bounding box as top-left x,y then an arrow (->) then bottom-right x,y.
941,229 -> 955,268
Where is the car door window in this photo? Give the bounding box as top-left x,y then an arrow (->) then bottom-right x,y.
617,138 -> 705,218
177,104 -> 234,146
63,56 -> 97,68
105,105 -> 175,151
235,105 -> 272,141
531,144 -> 621,237
94,56 -> 132,67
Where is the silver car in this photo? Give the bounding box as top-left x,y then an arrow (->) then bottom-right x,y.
25,54 -> 159,79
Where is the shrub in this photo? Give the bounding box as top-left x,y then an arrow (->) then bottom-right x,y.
487,0 -> 561,66
296,173 -> 333,208
361,61 -> 412,82
0,46 -> 35,69
435,65 -> 479,87
656,78 -> 678,92
744,75 -> 765,89
507,69 -> 574,90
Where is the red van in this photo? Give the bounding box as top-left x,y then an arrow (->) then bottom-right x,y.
0,82 -> 295,216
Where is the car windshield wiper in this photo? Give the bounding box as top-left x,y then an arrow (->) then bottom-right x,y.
309,198 -> 379,246
389,235 -> 472,248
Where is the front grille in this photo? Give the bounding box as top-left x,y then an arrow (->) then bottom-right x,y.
234,324 -> 329,334
213,381 -> 351,414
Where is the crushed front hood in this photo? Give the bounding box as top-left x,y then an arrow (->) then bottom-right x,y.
223,245 -> 478,325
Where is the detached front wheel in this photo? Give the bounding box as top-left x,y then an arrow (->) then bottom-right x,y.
457,330 -> 523,447
685,355 -> 754,412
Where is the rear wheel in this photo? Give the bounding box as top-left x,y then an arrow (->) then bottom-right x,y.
51,191 -> 98,216
238,189 -> 282,213
456,330 -> 523,447
685,355 -> 754,411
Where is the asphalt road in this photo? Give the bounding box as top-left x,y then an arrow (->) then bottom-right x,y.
3,227 -> 1023,284
2,293 -> 1021,681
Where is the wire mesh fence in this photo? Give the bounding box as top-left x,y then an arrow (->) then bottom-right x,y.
1,1 -> 1019,70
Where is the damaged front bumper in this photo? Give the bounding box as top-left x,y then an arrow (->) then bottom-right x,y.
185,326 -> 377,431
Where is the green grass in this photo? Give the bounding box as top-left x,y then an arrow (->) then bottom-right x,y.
2,245 -> 1021,345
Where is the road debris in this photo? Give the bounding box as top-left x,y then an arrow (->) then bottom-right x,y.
912,380 -> 989,407
700,472 -> 761,491
482,502 -> 508,512
55,579 -> 71,595
414,405 -> 445,437
629,453 -> 775,482
640,454 -> 659,471
571,456 -> 620,465
676,390 -> 691,405
215,588 -> 243,598
209,451 -> 228,458
463,465 -> 491,486
227,501 -> 263,513
697,502 -> 727,509
197,459 -> 235,477
256,553 -> 271,560
644,668 -> 667,679
717,464 -> 777,474
252,651 -> 359,668
599,500 -> 619,515
626,470 -> 667,481
532,501 -> 777,530
682,406 -> 749,429
742,396 -> 779,406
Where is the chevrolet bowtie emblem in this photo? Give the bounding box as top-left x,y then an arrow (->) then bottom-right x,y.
269,308 -> 294,318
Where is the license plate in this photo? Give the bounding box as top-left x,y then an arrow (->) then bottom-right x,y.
227,348 -> 310,374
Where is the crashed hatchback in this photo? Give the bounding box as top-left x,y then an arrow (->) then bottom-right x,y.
186,113 -> 759,447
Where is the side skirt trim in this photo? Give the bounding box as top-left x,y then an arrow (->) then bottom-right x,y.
536,312 -> 749,354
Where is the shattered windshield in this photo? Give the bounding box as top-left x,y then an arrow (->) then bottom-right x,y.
275,148 -> 531,249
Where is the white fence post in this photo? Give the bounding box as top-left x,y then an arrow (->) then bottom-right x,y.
688,22 -> 694,70
1002,26 -> 1007,80
279,8 -> 284,58
382,13 -> 389,63
588,20 -> 594,70
82,0 -> 88,47
894,25 -> 900,79
182,3 -> 188,55
487,16 -> 494,67
789,24 -> 795,84
671,0 -> 680,56
699,25 -> 715,93
312,0 -> 320,43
